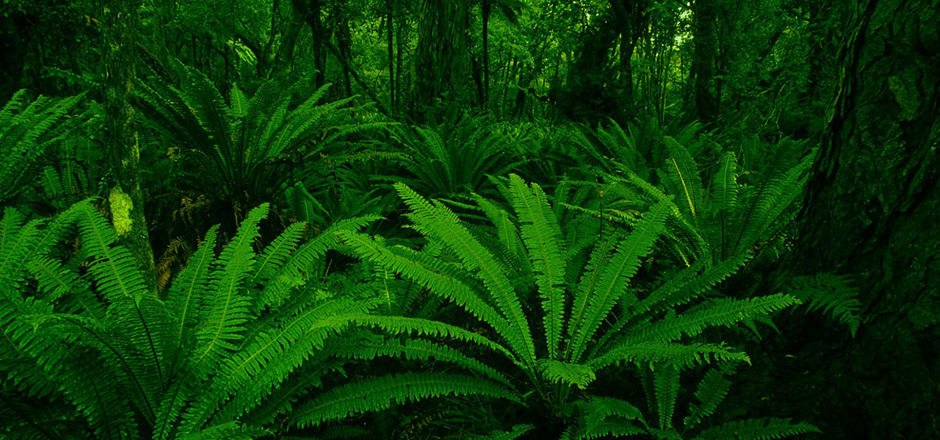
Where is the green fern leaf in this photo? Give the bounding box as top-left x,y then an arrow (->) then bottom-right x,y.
695,418 -> 821,440
473,424 -> 534,440
508,174 -> 567,359
684,367 -> 734,429
537,359 -> 596,389
788,272 -> 861,336
625,294 -> 800,344
394,183 -> 536,365
653,364 -> 679,430
292,373 -> 518,427
165,225 -> 219,347
568,202 -> 669,362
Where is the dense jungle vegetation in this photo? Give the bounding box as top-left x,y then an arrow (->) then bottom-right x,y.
0,0 -> 937,438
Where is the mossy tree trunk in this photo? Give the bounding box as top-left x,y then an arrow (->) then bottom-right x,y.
102,0 -> 156,292
781,0 -> 939,436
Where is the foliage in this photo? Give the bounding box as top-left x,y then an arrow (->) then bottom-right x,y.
336,175 -> 803,435
2,0 -> 937,438
134,60 -> 384,220
0,201 -> 383,438
0,90 -> 86,205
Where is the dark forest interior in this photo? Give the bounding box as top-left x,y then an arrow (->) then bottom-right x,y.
0,0 -> 937,439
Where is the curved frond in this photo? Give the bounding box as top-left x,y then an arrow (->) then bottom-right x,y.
395,183 -> 535,365
696,418 -> 820,440
291,373 -> 519,427
568,203 -> 669,362
508,174 -> 567,359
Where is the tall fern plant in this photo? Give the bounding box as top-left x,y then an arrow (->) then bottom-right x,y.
327,175 -> 804,437
0,201 -> 380,439
599,137 -> 860,334
134,60 -> 383,220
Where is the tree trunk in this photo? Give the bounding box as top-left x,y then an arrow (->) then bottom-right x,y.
790,0 -> 940,437
386,0 -> 396,110
414,0 -> 471,120
691,0 -> 718,125
294,0 -> 326,88
481,0 -> 491,109
102,0 -> 156,292
609,0 -> 648,122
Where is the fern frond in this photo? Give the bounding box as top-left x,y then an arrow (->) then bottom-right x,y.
684,367 -> 734,429
473,424 -> 534,440
631,252 -> 752,319
331,336 -> 511,385
165,225 -> 219,348
338,231 -> 513,343
256,215 -> 379,311
395,183 -> 536,365
568,203 -> 669,362
590,342 -> 750,370
695,418 -> 821,440
577,396 -> 645,427
508,174 -> 567,359
712,152 -> 739,259
193,204 -> 269,373
788,272 -> 861,336
624,294 -> 800,345
249,222 -> 306,289
537,359 -> 596,389
652,364 -> 679,430
574,421 -> 646,440
187,298 -> 367,430
731,151 -> 812,255
292,373 -> 519,427
178,421 -> 270,440
663,136 -> 703,217
347,314 -> 519,365
73,202 -> 150,301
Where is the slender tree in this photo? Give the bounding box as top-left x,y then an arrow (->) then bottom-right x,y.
691,0 -> 718,125
101,0 -> 156,291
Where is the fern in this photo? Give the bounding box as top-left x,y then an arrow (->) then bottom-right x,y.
695,418 -> 821,440
292,372 -> 519,427
1,201 -> 389,439
684,366 -> 734,429
338,176 -> 802,435
537,359 -> 596,389
787,272 -> 861,336
135,62 -> 383,217
0,91 -> 86,204
473,424 -> 534,440
395,182 -> 537,366
509,175 -> 567,359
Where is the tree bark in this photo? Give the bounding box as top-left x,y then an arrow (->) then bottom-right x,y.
691,0 -> 718,125
386,0 -> 396,110
293,0 -> 327,88
102,0 -> 156,292
790,0 -> 940,436
481,0 -> 491,109
609,0 -> 648,122
414,0 -> 471,120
